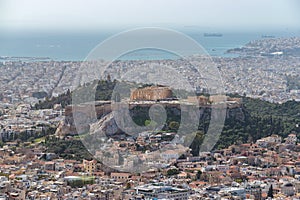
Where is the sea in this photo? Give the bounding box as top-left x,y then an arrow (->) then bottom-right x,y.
0,29 -> 299,62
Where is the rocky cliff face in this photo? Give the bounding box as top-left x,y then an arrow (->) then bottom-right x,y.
56,102 -> 245,137
89,112 -> 121,137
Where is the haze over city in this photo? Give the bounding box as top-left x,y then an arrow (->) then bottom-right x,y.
0,0 -> 300,32
1,1 -> 300,199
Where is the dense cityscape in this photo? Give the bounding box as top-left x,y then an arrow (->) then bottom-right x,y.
0,35 -> 299,200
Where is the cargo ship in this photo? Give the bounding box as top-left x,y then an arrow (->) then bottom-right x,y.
261,35 -> 275,38
204,33 -> 223,37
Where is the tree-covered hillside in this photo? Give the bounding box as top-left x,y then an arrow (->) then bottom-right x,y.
216,97 -> 300,149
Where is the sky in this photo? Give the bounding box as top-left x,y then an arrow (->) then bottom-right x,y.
0,0 -> 300,32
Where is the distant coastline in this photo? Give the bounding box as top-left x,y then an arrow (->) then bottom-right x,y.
1,31 -> 300,61
0,56 -> 51,62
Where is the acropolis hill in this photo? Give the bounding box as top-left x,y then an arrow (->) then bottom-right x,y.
59,86 -> 242,136
66,85 -> 242,120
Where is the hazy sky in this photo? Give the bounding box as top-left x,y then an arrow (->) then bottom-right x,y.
1,0 -> 300,31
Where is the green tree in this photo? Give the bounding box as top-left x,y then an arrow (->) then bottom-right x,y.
125,182 -> 131,189
167,168 -> 179,176
144,120 -> 157,130
169,121 -> 180,131
196,170 -> 202,180
267,184 -> 274,198
185,131 -> 205,156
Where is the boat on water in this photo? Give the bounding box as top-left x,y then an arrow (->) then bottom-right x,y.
204,33 -> 223,37
261,35 -> 275,38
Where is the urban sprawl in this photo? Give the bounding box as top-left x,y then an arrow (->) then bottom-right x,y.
0,37 -> 300,199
